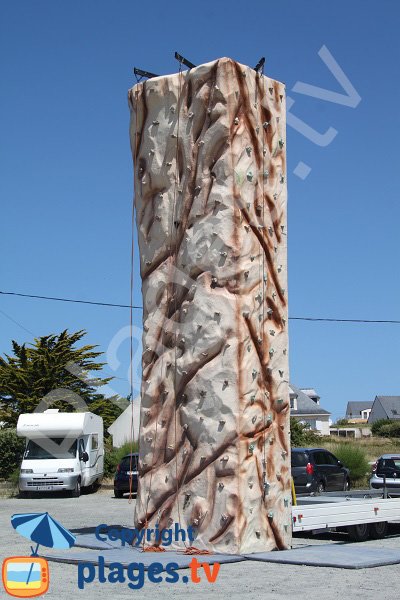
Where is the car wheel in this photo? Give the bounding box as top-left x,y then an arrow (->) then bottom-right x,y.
114,489 -> 124,499
370,521 -> 388,539
344,478 -> 351,491
72,479 -> 81,498
316,481 -> 325,494
347,523 -> 370,542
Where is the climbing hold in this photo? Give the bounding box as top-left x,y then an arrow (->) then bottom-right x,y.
263,121 -> 269,129
246,146 -> 252,156
152,120 -> 160,125
234,117 -> 239,125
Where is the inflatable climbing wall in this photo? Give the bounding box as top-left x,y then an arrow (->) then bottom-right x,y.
129,57 -> 290,554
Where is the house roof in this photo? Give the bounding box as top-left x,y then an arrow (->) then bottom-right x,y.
300,388 -> 320,400
374,396 -> 400,420
346,401 -> 373,416
289,384 -> 331,416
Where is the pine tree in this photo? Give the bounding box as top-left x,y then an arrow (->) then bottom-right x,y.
0,330 -> 126,429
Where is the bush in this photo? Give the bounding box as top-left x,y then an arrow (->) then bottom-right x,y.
331,443 -> 370,482
0,429 -> 25,480
103,440 -> 138,478
333,419 -> 349,427
377,421 -> 400,438
290,418 -> 319,447
371,419 -> 393,436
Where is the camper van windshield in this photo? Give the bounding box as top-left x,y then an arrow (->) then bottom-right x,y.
24,438 -> 78,460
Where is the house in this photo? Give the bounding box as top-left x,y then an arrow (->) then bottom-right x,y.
107,397 -> 141,447
345,401 -> 373,422
289,385 -> 331,436
368,396 -> 400,424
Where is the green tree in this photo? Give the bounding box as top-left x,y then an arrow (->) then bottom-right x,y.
371,418 -> 393,436
290,417 -> 319,447
0,330 -> 125,430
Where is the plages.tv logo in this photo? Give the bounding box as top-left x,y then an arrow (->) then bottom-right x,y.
2,512 -> 76,597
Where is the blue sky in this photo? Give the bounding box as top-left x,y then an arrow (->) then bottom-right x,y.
1,0 -> 400,420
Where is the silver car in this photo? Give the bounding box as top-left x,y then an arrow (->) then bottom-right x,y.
370,454 -> 400,490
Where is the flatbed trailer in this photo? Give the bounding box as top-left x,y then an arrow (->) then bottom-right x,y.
292,490 -> 400,541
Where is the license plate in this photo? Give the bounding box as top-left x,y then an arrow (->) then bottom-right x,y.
36,485 -> 55,491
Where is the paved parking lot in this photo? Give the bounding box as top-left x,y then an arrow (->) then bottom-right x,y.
1,490 -> 400,599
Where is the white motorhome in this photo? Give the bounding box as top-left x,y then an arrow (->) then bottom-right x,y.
17,409 -> 104,497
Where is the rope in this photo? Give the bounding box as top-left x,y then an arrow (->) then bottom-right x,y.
260,64 -> 268,500
129,86 -> 139,505
130,85 -> 147,526
171,61 -> 187,546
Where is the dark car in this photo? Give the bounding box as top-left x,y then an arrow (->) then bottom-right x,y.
114,453 -> 139,498
292,447 -> 350,494
370,454 -> 400,491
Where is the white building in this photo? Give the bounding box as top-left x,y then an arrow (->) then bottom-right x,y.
107,397 -> 141,447
289,385 -> 331,436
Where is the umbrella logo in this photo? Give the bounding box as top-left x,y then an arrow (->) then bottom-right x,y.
2,513 -> 76,598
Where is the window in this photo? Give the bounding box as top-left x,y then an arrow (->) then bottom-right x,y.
91,434 -> 98,450
312,451 -> 326,465
325,453 -> 339,466
24,438 -> 77,460
291,452 -> 308,467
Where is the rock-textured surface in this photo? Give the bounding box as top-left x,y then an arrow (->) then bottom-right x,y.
128,57 -> 290,554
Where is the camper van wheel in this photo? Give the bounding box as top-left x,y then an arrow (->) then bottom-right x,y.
72,478 -> 81,498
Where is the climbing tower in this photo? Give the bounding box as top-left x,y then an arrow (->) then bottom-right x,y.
129,57 -> 290,554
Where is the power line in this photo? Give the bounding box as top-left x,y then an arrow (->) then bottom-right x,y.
2,289 -> 400,324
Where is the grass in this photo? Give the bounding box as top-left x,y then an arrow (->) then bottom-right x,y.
316,436 -> 400,488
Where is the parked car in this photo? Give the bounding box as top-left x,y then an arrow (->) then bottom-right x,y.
370,454 -> 400,491
291,447 -> 351,494
114,453 -> 139,498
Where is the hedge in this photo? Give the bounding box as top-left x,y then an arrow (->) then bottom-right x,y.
0,428 -> 25,480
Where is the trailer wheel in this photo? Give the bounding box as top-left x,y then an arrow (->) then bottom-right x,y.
72,478 -> 81,498
370,521 -> 388,539
347,523 -> 370,542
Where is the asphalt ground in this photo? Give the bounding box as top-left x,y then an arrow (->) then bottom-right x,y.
1,489 -> 400,599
